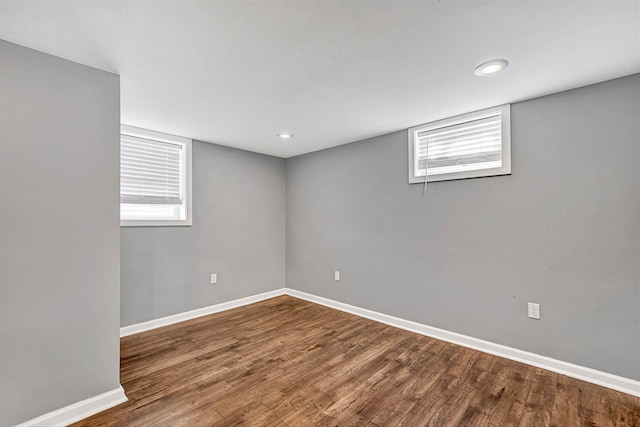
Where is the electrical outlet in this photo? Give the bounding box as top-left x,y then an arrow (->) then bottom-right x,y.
334,270 -> 340,281
210,273 -> 217,284
528,302 -> 540,320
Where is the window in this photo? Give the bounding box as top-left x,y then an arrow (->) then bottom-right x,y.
408,104 -> 511,183
120,125 -> 192,226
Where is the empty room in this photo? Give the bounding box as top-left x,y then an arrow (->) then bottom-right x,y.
1,1 -> 639,426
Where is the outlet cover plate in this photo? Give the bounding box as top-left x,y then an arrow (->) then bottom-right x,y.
528,302 -> 540,319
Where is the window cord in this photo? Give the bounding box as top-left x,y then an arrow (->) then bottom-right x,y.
421,140 -> 428,197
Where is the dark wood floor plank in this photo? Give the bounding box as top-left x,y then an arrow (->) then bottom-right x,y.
610,393 -> 640,427
518,368 -> 558,426
499,362 -> 539,426
550,373 -> 582,427
69,295 -> 640,427
451,355 -> 511,426
580,382 -> 613,427
311,342 -> 410,425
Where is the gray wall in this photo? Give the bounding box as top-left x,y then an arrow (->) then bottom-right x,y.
286,74 -> 640,380
0,41 -> 121,425
121,142 -> 286,327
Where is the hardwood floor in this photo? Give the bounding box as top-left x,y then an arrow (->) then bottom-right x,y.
72,296 -> 640,427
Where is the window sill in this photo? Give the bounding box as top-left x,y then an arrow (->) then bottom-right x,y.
408,167 -> 511,184
120,219 -> 192,227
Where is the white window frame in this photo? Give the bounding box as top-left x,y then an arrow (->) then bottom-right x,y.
408,104 -> 511,184
120,125 -> 193,227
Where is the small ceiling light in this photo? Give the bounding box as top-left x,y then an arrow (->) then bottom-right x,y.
277,132 -> 294,139
474,59 -> 509,76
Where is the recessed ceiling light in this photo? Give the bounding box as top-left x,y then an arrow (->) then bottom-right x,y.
474,59 -> 509,76
277,133 -> 294,139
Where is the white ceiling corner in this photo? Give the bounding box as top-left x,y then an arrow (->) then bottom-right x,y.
0,0 -> 638,158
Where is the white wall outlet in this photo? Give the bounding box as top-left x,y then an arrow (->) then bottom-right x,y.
528,302 -> 540,320
334,270 -> 340,281
210,273 -> 217,284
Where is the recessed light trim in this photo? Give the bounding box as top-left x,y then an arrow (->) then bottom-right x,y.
474,59 -> 509,76
277,132 -> 294,139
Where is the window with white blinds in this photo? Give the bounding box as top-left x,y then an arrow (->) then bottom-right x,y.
408,105 -> 511,183
120,125 -> 192,226
121,135 -> 182,204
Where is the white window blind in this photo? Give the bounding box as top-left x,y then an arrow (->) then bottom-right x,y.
408,105 -> 511,183
120,125 -> 192,226
416,114 -> 502,176
120,135 -> 183,205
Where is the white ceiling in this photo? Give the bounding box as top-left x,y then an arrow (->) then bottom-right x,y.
0,1 -> 638,158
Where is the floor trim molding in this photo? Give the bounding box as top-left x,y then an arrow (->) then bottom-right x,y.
284,288 -> 640,398
17,385 -> 127,427
120,288 -> 286,337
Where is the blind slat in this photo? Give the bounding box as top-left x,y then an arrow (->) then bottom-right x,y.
121,135 -> 183,149
426,144 -> 502,158
121,163 -> 181,174
419,129 -> 501,147
419,139 -> 501,155
418,116 -> 500,139
121,182 -> 182,191
121,153 -> 180,166
121,169 -> 180,179
121,144 -> 182,156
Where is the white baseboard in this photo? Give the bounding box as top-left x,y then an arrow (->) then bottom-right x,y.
284,288 -> 640,398
120,288 -> 286,337
17,385 -> 127,427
